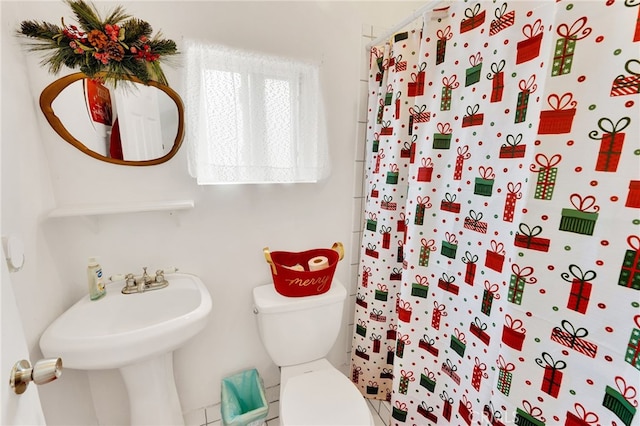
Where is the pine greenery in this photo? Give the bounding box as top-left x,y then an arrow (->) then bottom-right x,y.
17,0 -> 177,86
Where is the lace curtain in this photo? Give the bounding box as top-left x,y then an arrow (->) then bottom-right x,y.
184,41 -> 330,184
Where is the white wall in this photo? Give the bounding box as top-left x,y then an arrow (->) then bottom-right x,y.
1,1 -> 422,424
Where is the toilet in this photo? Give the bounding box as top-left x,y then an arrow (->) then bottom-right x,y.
252,279 -> 373,426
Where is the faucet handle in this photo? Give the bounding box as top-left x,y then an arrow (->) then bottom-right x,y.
141,267 -> 152,284
125,273 -> 136,287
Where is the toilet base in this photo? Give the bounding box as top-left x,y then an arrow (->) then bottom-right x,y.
279,359 -> 373,426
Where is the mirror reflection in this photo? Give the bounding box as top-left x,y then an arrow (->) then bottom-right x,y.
40,73 -> 184,166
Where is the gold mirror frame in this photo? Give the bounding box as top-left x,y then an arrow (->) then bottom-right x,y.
39,72 -> 185,166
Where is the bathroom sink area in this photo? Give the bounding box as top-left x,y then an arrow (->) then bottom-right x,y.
40,272 -> 212,425
40,272 -> 211,369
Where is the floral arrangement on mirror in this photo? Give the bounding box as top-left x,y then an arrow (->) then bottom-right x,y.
18,0 -> 177,86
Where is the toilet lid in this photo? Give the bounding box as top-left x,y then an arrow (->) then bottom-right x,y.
281,368 -> 372,426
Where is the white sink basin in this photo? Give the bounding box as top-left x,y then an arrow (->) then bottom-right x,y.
41,273 -> 211,370
40,273 -> 212,425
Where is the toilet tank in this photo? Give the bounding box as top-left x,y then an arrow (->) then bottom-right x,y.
253,279 -> 347,367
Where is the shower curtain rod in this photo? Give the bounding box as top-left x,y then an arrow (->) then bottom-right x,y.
366,0 -> 447,49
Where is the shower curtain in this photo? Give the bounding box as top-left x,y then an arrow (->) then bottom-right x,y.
351,1 -> 639,424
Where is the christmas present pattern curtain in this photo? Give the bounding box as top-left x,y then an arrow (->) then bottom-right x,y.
351,1 -> 640,424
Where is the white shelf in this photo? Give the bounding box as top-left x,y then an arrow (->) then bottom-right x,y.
48,199 -> 194,218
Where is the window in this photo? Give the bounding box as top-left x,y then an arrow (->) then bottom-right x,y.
185,41 -> 330,184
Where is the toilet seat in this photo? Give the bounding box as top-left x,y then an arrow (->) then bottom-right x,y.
280,364 -> 372,425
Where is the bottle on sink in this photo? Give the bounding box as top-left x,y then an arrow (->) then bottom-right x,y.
87,257 -> 106,300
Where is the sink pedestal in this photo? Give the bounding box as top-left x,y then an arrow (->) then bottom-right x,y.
120,352 -> 183,425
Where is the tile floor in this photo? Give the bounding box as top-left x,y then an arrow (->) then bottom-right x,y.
183,384 -> 391,426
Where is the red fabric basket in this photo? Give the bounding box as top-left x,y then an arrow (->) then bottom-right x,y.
264,242 -> 344,297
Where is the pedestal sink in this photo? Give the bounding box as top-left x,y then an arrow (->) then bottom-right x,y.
40,273 -> 212,425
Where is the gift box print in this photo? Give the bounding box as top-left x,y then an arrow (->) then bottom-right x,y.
418,402 -> 437,422
374,284 -> 388,301
462,104 -> 484,127
464,210 -> 488,233
441,232 -> 459,259
496,358 -> 514,396
474,166 -> 496,196
440,194 -> 461,213
472,357 -> 488,391
417,157 -> 434,182
355,345 -> 369,360
625,180 -> 640,208
465,53 -> 483,86
562,264 -> 596,314
420,370 -> 436,392
380,368 -> 393,380
380,120 -> 393,136
491,68 -> 505,102
414,196 -> 431,225
481,282 -> 500,315
532,153 -> 561,200
485,240 -> 506,272
602,377 -> 637,426
474,178 -> 495,197
458,396 -> 473,426
564,403 -> 600,426
537,92 -> 577,134
514,223 -> 551,252
381,195 -> 397,212
408,63 -> 427,97
610,59 -> 640,96
502,314 -> 526,351
398,370 -> 414,395
366,213 -> 377,231
589,116 -> 631,173
514,75 -> 537,124
441,75 -> 459,111
419,238 -> 436,267
619,235 -> 640,290
515,405 -> 546,426
470,318 -> 491,345
436,26 -> 452,65
484,403 -> 506,426
365,244 -> 379,258
441,360 -> 461,384
454,145 -> 471,180
625,315 -> 640,370
433,122 -> 453,149
516,19 -> 544,64
499,133 -> 525,158
490,4 -> 515,36
438,274 -> 459,295
392,403 -> 408,422
386,164 -> 399,184
508,264 -> 537,305
550,320 -> 598,358
460,3 -> 485,33
449,328 -> 466,357
552,17 -> 592,76
419,335 -> 439,357
463,251 -> 478,285
535,352 -> 566,398
559,194 -> 600,236
432,302 -> 447,329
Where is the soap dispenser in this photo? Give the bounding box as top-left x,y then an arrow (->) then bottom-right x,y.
87,257 -> 106,300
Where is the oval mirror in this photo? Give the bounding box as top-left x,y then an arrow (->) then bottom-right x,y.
40,72 -> 184,166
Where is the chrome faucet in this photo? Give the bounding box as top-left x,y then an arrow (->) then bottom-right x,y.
121,267 -> 175,294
